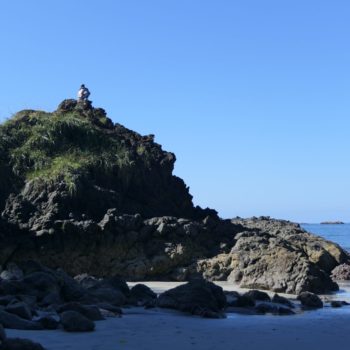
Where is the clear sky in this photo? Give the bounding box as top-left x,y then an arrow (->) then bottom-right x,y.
0,0 -> 349,223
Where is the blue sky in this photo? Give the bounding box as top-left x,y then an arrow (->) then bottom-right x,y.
0,0 -> 349,222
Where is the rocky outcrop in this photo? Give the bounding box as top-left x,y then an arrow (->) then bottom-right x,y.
0,102 -> 215,227
0,103 -> 349,295
192,217 -> 347,294
0,214 -> 348,294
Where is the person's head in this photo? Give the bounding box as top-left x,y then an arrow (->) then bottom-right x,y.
80,84 -> 85,88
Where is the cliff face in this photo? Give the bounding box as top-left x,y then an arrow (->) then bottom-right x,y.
0,100 -> 348,295
0,100 -> 214,232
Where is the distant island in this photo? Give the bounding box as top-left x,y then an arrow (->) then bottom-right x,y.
321,221 -> 345,225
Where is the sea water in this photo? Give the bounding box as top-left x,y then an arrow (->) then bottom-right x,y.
301,223 -> 350,252
302,223 -> 350,301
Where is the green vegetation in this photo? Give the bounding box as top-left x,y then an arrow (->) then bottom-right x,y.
0,110 -> 134,193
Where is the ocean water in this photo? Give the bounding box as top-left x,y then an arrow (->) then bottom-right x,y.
301,223 -> 350,252
302,223 -> 350,301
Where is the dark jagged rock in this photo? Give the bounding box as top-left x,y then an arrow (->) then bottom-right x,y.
330,300 -> 349,308
272,294 -> 295,308
0,324 -> 5,343
37,315 -> 60,330
0,310 -> 43,330
297,292 -> 323,308
5,302 -> 32,320
243,290 -> 271,302
0,338 -> 46,350
128,284 -> 157,306
157,280 -> 226,318
255,302 -> 295,315
192,217 -> 346,294
60,310 -> 95,332
57,302 -> 104,321
0,263 -> 23,281
0,102 -> 211,229
225,292 -> 255,308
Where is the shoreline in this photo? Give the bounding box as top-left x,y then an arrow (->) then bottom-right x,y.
6,305 -> 350,350
5,281 -> 350,350
128,280 -> 350,303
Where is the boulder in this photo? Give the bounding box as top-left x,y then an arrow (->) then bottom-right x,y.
37,315 -> 60,330
224,291 -> 241,307
96,303 -> 122,316
0,310 -> 43,330
0,338 -> 46,350
0,280 -> 29,296
331,264 -> 350,281
228,294 -> 255,308
271,294 -> 295,308
157,280 -> 226,318
74,274 -> 100,289
57,302 -> 104,321
33,311 -> 60,330
0,263 -> 23,281
330,300 -> 349,308
16,295 -> 37,308
255,302 -> 295,315
22,272 -> 59,300
60,311 -> 95,332
0,296 -> 17,307
297,292 -> 323,308
128,284 -> 157,306
86,276 -> 128,306
5,303 -> 32,320
243,290 -> 271,302
40,291 -> 62,306
92,277 -> 130,297
87,287 -> 126,306
0,324 -> 6,343
55,269 -> 87,302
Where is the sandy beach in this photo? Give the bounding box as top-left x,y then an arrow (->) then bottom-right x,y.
6,306 -> 350,350
6,282 -> 350,350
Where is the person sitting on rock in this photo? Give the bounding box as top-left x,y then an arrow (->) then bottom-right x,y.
77,84 -> 90,102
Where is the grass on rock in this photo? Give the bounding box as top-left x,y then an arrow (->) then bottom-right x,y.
0,110 -> 133,193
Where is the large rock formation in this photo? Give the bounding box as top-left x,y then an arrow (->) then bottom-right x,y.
193,217 -> 346,294
0,101 -> 348,294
